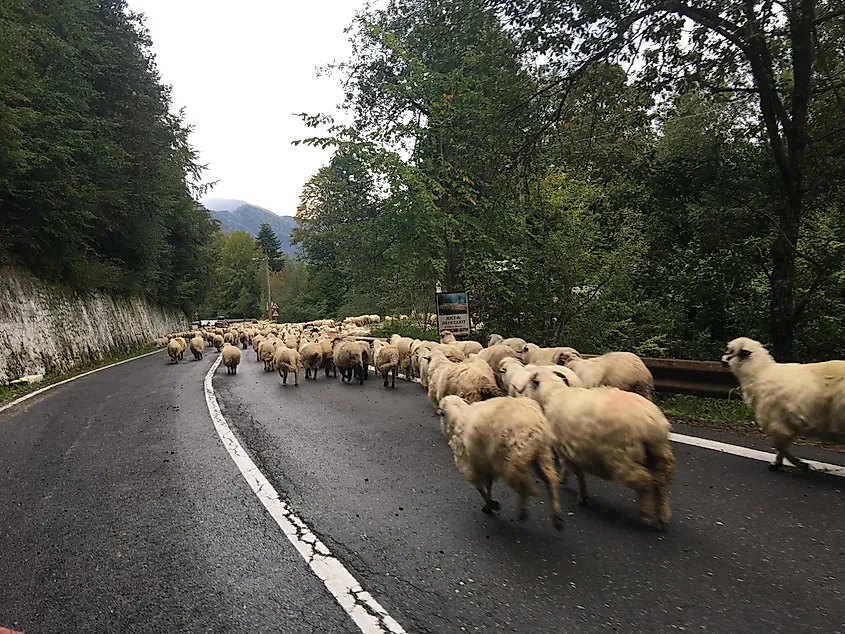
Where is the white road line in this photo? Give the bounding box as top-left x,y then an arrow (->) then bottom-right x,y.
204,356 -> 406,634
670,432 -> 845,477
376,366 -> 845,477
0,349 -> 163,416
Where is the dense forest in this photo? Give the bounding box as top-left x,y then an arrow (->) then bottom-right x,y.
0,0 -> 218,310
277,0 -> 845,362
3,0 -> 844,361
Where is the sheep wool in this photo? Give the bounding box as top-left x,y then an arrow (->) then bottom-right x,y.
558,347 -> 654,400
190,336 -> 204,361
426,351 -> 501,408
319,338 -> 336,378
333,340 -> 365,385
222,344 -> 242,375
273,346 -> 301,386
213,334 -> 225,353
167,338 -> 182,364
440,330 -> 457,344
259,339 -> 279,372
299,342 -> 324,380
722,337 -> 845,470
438,395 -> 562,530
373,340 -> 400,388
521,372 -> 674,530
499,357 -> 584,397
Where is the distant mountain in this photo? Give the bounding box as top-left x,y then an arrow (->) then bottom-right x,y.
203,198 -> 298,256
202,197 -> 250,212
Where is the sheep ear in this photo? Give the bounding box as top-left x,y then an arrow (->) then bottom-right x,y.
529,372 -> 540,388
738,348 -> 751,358
558,372 -> 570,386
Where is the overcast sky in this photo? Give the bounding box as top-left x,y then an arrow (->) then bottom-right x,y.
128,0 -> 369,216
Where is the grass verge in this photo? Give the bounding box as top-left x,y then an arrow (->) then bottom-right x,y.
655,393 -> 755,424
0,344 -> 159,407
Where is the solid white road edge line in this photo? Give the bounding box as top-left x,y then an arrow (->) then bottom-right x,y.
204,356 -> 406,634
0,349 -> 163,416
669,432 -> 845,477
372,366 -> 845,477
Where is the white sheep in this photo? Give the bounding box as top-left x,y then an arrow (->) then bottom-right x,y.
189,336 -> 204,361
222,344 -> 242,375
558,347 -> 654,400
258,338 -> 280,372
498,356 -> 584,396
167,338 -> 182,364
523,343 -> 569,366
319,338 -> 336,378
373,340 -> 400,388
299,342 -> 323,380
521,371 -> 675,530
476,344 -> 520,388
333,340 -> 365,384
273,346 -> 300,386
440,330 -> 457,344
721,337 -> 845,470
390,334 -> 416,380
438,395 -> 563,530
213,334 -> 224,353
426,350 -> 501,407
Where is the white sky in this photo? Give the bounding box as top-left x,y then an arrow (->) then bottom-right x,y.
128,0 -> 370,216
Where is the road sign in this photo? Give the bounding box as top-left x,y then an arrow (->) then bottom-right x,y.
271,308 -> 280,317
435,291 -> 470,336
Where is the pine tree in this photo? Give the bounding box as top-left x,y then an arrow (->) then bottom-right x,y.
255,223 -> 286,272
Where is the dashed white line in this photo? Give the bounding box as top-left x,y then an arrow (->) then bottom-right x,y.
204,356 -> 406,634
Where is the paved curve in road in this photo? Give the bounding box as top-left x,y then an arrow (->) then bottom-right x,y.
2,349 -> 843,633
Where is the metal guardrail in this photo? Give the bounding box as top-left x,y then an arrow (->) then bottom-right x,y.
353,336 -> 740,400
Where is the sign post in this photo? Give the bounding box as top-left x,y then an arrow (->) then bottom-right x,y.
435,291 -> 470,336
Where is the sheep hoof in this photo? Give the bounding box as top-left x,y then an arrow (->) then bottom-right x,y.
656,521 -> 668,532
481,505 -> 496,515
518,508 -> 528,521
768,462 -> 782,471
552,515 -> 564,531
795,461 -> 810,471
489,500 -> 500,511
577,496 -> 588,506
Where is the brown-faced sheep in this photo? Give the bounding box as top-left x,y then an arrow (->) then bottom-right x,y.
438,395 -> 563,530
299,342 -> 323,380
190,336 -> 205,361
721,337 -> 845,470
373,340 -> 400,388
558,347 -> 654,400
333,340 -> 365,385
426,350 -> 501,407
521,371 -> 674,530
222,344 -> 242,375
273,346 -> 300,386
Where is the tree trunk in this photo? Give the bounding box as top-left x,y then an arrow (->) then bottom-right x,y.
768,191 -> 801,361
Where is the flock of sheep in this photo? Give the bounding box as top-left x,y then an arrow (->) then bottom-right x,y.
154,317 -> 844,533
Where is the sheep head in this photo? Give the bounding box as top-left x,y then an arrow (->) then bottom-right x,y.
556,347 -> 582,365
721,337 -> 772,373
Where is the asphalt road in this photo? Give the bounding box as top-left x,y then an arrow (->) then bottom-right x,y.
2,348 -> 843,633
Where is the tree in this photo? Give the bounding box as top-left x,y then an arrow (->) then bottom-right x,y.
214,231 -> 261,318
493,0 -> 845,360
255,222 -> 286,272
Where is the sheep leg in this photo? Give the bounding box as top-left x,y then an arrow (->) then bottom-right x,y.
294,368 -> 299,386
382,372 -> 389,388
533,452 -> 563,530
391,368 -> 396,388
484,474 -> 499,510
475,476 -> 498,514
781,448 -> 810,471
654,484 -> 671,530
567,463 -> 588,505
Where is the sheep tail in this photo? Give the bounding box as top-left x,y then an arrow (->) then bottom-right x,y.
643,437 -> 675,488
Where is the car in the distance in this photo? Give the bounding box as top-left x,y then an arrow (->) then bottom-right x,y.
214,316 -> 228,328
